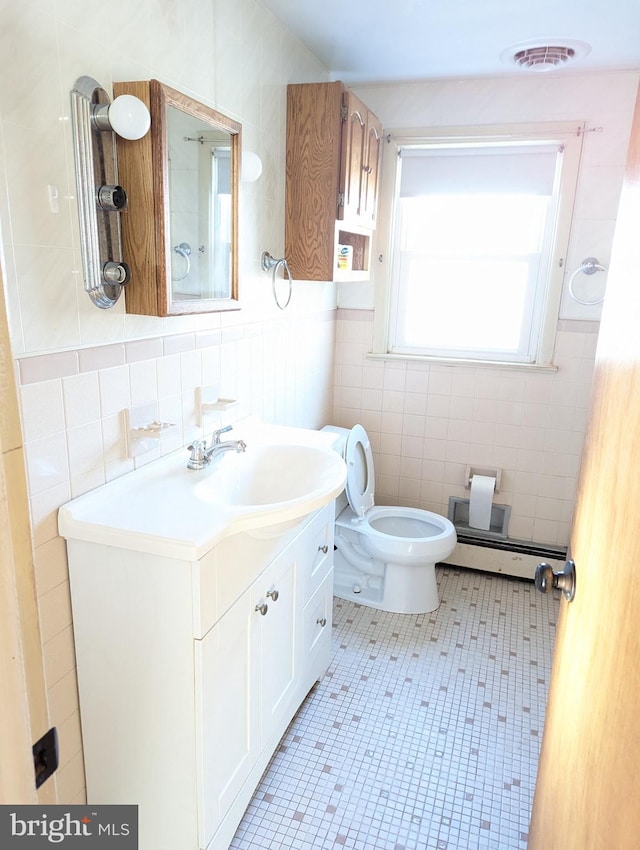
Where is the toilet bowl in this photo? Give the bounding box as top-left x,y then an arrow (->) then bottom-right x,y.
322,424 -> 457,614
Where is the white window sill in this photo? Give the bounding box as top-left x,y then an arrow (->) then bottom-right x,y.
366,352 -> 558,372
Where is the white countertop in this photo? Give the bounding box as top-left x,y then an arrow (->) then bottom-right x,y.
58,422 -> 345,561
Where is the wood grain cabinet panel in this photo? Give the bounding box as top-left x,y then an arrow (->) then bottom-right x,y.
285,82 -> 382,282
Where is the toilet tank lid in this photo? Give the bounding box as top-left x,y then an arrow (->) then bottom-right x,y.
320,425 -> 350,456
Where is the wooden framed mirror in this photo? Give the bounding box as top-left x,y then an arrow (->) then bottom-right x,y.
114,80 -> 241,316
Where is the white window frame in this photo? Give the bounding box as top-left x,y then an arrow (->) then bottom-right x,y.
371,123 -> 584,370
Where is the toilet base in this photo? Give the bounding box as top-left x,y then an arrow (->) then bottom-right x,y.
333,544 -> 440,614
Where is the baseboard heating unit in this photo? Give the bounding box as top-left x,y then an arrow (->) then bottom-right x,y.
442,534 -> 568,581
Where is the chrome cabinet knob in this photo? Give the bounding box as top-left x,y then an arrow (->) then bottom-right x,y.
535,559 -> 576,602
255,602 -> 268,616
266,588 -> 279,602
318,544 -> 329,554
316,617 -> 327,627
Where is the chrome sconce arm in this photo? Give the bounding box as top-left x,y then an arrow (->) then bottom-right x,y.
70,76 -> 150,309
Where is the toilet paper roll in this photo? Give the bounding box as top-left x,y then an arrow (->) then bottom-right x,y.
468,474 -> 496,531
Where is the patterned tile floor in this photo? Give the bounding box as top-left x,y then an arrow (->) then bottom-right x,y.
230,566 -> 559,850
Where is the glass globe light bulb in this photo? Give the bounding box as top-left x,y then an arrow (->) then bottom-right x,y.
108,95 -> 151,140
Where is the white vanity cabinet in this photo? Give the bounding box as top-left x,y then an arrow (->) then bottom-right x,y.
66,502 -> 335,850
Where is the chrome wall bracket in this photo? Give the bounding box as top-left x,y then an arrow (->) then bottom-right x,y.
70,76 -> 149,309
261,251 -> 292,310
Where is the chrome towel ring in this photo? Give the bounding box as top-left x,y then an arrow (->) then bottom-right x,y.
261,251 -> 292,309
568,256 -> 608,306
172,242 -> 192,282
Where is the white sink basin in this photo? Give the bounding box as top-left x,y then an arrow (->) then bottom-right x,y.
195,444 -> 343,509
58,424 -> 346,560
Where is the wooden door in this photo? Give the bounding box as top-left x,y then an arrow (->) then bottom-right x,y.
340,91 -> 367,223
285,82 -> 344,281
528,87 -> 640,849
0,263 -> 47,803
361,113 -> 383,228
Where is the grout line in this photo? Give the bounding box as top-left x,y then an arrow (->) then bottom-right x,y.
231,567 -> 558,850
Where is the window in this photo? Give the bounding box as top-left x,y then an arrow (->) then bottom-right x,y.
372,124 -> 583,367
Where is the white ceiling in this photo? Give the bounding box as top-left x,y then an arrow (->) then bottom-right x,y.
261,0 -> 640,84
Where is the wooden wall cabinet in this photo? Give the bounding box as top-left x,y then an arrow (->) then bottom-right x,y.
114,80 -> 241,316
285,82 -> 382,282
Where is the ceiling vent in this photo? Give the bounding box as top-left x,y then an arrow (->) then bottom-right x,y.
501,39 -> 591,72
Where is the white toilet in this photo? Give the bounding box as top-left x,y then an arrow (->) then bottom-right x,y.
323,424 -> 457,614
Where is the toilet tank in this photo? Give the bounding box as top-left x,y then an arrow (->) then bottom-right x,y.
321,425 -> 350,513
320,425 -> 350,457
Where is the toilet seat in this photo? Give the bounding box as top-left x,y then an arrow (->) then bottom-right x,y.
344,423 -> 375,517
336,422 -> 455,552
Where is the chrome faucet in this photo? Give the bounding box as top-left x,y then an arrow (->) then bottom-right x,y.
187,425 -> 247,470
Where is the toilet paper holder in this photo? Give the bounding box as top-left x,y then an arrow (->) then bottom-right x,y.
465,465 -> 501,492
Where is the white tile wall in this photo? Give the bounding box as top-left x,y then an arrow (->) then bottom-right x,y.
333,71 -> 639,549
342,71 -> 639,318
3,0 -> 639,814
17,314 -> 336,803
2,0 -> 334,805
334,311 -> 598,547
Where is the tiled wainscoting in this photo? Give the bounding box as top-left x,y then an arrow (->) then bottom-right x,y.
16,311 -> 336,803
232,567 -> 559,850
333,311 -> 598,549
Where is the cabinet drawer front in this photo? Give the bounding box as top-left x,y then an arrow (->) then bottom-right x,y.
302,505 -> 335,602
193,517 -> 314,637
302,571 -> 333,684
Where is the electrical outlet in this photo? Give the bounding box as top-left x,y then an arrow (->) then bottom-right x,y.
33,727 -> 59,789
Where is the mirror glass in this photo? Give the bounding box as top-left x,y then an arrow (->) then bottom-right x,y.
156,83 -> 241,314
167,108 -> 234,303
115,80 -> 241,316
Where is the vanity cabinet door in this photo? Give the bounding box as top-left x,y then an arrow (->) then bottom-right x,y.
195,589 -> 257,849
193,508 -> 334,850
253,549 -> 298,748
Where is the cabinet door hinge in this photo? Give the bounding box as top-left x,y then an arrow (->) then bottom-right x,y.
337,192 -> 345,208
340,104 -> 348,122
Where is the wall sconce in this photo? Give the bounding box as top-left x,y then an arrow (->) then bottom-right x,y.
241,150 -> 263,182
70,76 -> 151,309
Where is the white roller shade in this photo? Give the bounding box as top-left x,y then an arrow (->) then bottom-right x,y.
212,147 -> 231,194
399,143 -> 561,197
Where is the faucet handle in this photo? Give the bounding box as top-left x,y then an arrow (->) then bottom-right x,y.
212,425 -> 233,444
187,439 -> 207,470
